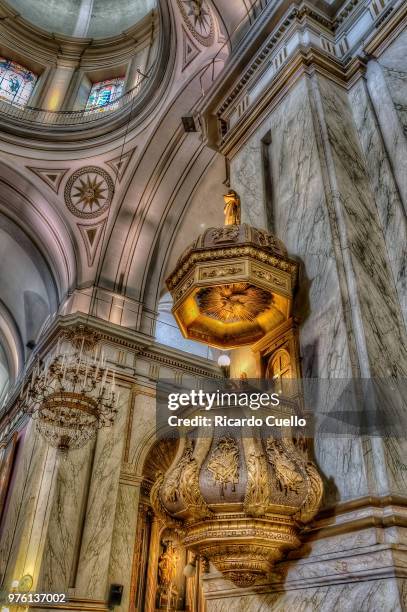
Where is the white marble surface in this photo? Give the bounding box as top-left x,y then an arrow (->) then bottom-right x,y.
0,422 -> 49,590
314,74 -> 407,376
231,136 -> 269,229
379,29 -> 407,138
204,579 -> 405,611
36,443 -> 93,592
366,59 -> 407,215
231,77 -> 368,505
74,390 -> 130,600
349,79 -> 407,329
107,483 -> 141,611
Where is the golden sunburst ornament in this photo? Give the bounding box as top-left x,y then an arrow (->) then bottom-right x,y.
65,166 -> 114,219
73,175 -> 106,211
196,283 -> 272,323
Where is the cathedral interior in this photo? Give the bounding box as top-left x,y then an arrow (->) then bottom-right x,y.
0,0 -> 406,610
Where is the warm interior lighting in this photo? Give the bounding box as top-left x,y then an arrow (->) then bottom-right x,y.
217,353 -> 230,377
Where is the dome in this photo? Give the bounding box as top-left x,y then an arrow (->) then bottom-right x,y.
5,0 -> 157,39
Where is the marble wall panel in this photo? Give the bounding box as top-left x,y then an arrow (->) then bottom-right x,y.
313,73 -> 407,378
268,77 -> 354,380
230,77 -> 368,505
379,29 -> 407,136
125,386 -> 157,467
366,60 -> 407,213
204,578 -> 404,611
107,483 -> 141,611
0,422 -> 49,589
349,78 -> 407,328
36,443 -> 93,592
74,390 -> 130,600
230,136 -> 269,229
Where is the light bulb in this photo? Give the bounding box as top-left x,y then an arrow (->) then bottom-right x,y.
217,354 -> 231,367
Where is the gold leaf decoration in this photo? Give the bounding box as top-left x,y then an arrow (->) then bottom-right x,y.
197,283 -> 272,323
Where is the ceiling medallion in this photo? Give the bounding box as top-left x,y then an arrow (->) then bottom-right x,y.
64,166 -> 114,219
177,0 -> 215,46
197,283 -> 272,323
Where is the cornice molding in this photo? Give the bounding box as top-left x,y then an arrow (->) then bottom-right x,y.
364,0 -> 407,57
208,47 -> 366,158
199,0 -> 404,158
0,312 -> 221,444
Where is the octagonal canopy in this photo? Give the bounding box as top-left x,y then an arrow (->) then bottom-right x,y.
166,224 -> 297,349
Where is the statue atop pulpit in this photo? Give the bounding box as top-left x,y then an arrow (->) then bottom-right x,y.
223,189 -> 241,225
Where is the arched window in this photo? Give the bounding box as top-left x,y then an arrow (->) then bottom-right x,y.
0,57 -> 37,107
85,77 -> 125,111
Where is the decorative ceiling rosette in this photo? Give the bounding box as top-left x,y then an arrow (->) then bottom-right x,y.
64,166 -> 114,219
176,0 -> 215,47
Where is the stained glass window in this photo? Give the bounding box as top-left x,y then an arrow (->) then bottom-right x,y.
0,57 -> 37,107
85,77 -> 125,112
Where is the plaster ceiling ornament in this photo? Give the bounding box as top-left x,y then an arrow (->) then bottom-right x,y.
166,192 -> 298,349
182,26 -> 201,70
177,0 -> 215,46
64,167 -> 114,219
77,219 -> 107,267
27,166 -> 69,194
105,148 -> 136,183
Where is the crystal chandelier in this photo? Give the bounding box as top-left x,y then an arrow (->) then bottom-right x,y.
19,329 -> 119,452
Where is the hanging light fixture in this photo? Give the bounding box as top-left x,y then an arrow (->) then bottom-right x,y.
19,327 -> 119,452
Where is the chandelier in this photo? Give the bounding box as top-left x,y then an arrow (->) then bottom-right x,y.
19,328 -> 119,452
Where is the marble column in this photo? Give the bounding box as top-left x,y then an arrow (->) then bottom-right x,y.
73,390 -> 130,600
0,422 -> 51,591
221,65 -> 407,609
35,443 -> 94,592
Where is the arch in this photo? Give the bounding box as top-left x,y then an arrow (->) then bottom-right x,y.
98,54 -> 227,330
0,161 -> 77,390
0,160 -> 77,301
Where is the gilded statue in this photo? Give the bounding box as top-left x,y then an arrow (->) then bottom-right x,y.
223,189 -> 241,225
158,541 -> 180,587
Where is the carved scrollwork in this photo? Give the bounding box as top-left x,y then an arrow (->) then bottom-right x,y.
210,226 -> 240,243
150,472 -> 184,534
207,436 -> 239,495
266,438 -> 304,495
161,440 -> 212,519
244,450 -> 272,516
296,461 -> 324,523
